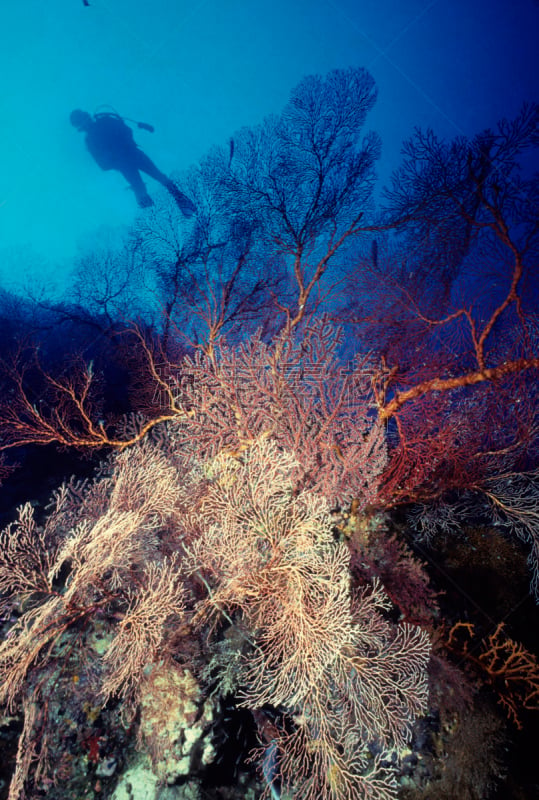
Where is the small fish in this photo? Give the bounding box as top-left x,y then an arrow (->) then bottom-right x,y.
371,238 -> 378,268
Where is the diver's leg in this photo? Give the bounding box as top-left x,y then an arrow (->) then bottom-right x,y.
135,151 -> 196,216
133,150 -> 171,185
117,166 -> 153,208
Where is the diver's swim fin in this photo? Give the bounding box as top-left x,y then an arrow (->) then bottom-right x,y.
175,195 -> 197,217
137,193 -> 154,209
167,183 -> 197,217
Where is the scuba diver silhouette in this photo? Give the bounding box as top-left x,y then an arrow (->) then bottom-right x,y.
70,109 -> 196,215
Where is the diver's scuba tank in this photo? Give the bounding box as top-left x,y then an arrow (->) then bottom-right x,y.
94,105 -> 155,132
